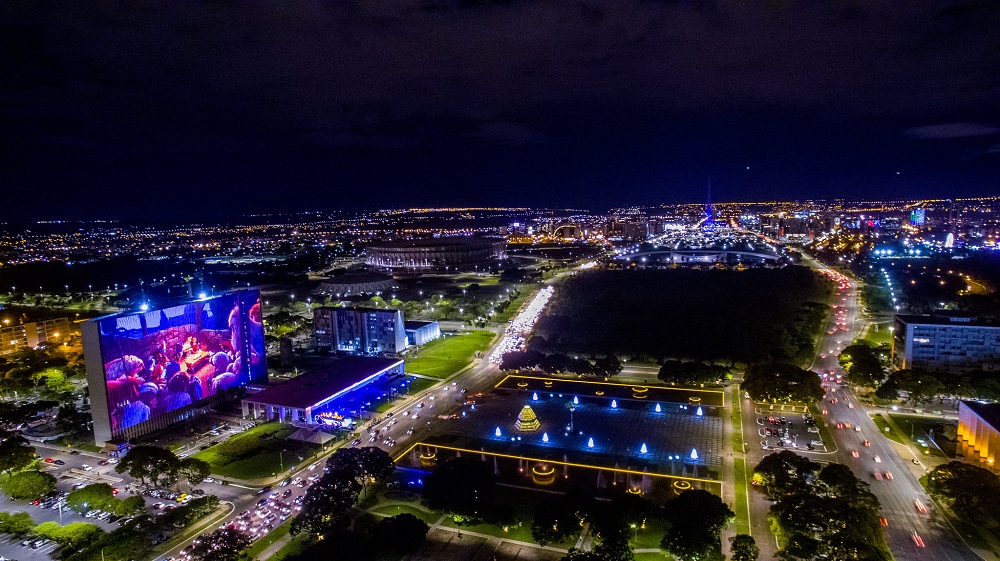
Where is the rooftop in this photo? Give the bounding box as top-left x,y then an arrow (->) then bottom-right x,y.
246,356 -> 403,409
962,401 -> 1000,431
404,320 -> 437,330
897,313 -> 999,328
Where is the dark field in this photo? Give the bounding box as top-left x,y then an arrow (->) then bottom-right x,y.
534,266 -> 832,364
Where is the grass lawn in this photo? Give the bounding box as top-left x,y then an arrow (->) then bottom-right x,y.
269,532 -> 313,561
730,386 -> 744,453
887,414 -> 948,457
733,458 -> 751,536
870,414 -> 904,444
634,552 -> 668,561
864,322 -> 893,346
243,520 -> 291,560
369,504 -> 441,524
192,422 -> 321,480
629,516 -> 666,551
809,404 -> 839,450
405,331 -> 494,379
494,285 -> 535,323
436,486 -> 577,550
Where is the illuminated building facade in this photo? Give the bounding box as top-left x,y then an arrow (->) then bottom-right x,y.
893,313 -> 1000,373
0,317 -> 70,355
957,401 -> 1000,473
313,306 -> 406,354
366,237 -> 506,270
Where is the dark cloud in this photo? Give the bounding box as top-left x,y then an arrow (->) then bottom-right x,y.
1,0 -> 999,219
906,123 -> 1000,139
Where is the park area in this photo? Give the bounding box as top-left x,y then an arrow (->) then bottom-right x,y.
404,330 -> 494,378
192,422 -> 322,480
534,266 -> 833,364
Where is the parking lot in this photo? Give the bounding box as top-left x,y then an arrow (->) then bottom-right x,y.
756,410 -> 829,452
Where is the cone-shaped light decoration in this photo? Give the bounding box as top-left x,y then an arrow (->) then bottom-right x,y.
542,432 -> 549,443
587,437 -> 595,448
655,403 -> 662,413
640,443 -> 648,454
690,448 -> 699,460
611,399 -> 617,409
495,427 -> 502,437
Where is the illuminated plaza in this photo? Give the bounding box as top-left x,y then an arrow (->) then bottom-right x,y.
396,376 -> 725,501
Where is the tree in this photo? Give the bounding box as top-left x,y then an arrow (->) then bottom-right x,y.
1,470 -> 56,500
290,468 -> 362,536
741,362 -> 824,403
423,457 -> 495,525
928,461 -> 1000,525
329,446 -> 395,498
661,490 -> 734,561
751,451 -> 819,498
33,521 -> 105,548
67,483 -> 117,513
188,527 -> 253,561
816,463 -> 879,511
0,430 -> 35,474
533,494 -> 587,546
57,402 -> 90,434
729,534 -> 759,561
594,355 -> 623,378
372,513 -> 429,554
838,343 -> 885,388
65,516 -> 156,561
117,495 -> 146,516
0,511 -> 35,535
115,445 -> 179,487
177,457 -> 212,488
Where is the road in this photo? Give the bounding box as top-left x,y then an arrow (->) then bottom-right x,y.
803,261 -> 976,560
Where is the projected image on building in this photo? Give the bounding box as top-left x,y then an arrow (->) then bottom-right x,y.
94,290 -> 265,435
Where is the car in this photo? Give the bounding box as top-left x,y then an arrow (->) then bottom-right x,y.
912,531 -> 925,548
204,477 -> 215,483
112,487 -> 119,495
836,423 -> 844,429
44,457 -> 54,463
854,425 -> 862,432
872,470 -> 882,481
153,502 -> 165,509
873,455 -> 881,463
279,479 -> 290,487
82,464 -> 92,471
53,459 -> 65,466
884,471 -> 893,480
862,440 -> 870,447
70,450 -> 81,455
98,460 -> 110,466
258,485 -> 272,494
851,450 -> 859,458
309,462 -> 319,470
351,438 -> 362,446
810,440 -> 824,447
914,499 -> 927,513
879,517 -> 888,526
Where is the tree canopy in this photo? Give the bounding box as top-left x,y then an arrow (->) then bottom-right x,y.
741,362 -> 824,403
660,489 -> 734,561
1,470 -> 56,500
928,461 -> 1000,527
423,457 -> 496,525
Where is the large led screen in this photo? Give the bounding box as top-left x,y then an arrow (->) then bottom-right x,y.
96,290 -> 265,433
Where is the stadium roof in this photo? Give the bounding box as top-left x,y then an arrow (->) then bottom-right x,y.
246,356 -> 403,410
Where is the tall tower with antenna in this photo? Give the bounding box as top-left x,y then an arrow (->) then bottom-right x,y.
704,176 -> 715,229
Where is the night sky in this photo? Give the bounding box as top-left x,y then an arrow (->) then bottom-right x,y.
2,0 -> 999,221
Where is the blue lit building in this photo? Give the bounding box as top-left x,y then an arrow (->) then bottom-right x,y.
242,356 -> 405,426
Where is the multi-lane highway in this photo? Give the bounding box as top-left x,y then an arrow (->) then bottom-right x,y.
804,262 -> 977,561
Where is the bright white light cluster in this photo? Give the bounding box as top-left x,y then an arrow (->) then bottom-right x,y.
489,286 -> 554,363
